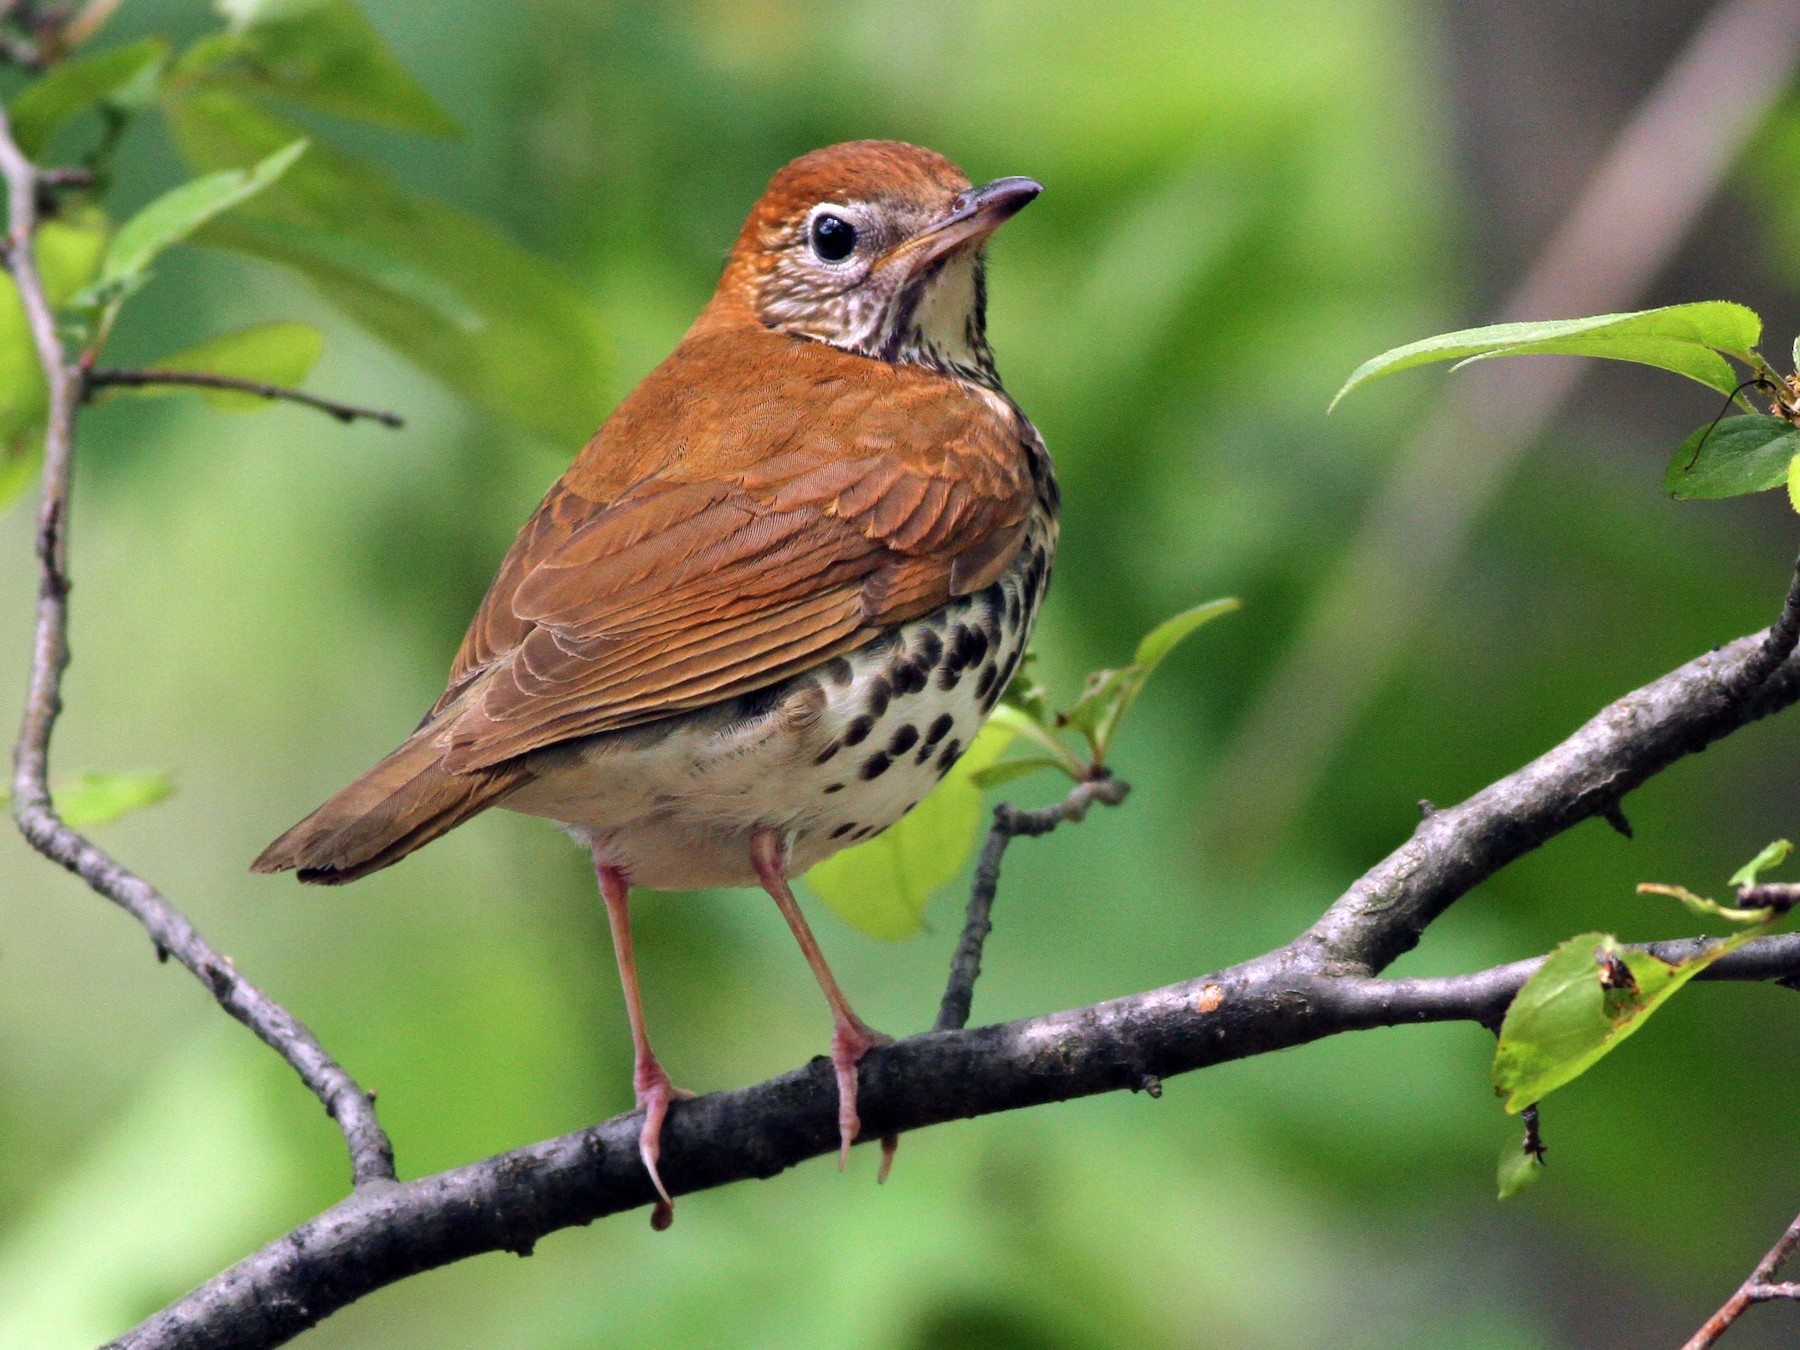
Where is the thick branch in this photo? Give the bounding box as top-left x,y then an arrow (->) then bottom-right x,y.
0,104 -> 396,1187
1305,627 -> 1800,972
110,923 -> 1800,1350
85,367 -> 405,428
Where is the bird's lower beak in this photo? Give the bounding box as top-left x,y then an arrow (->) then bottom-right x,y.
882,176 -> 1042,271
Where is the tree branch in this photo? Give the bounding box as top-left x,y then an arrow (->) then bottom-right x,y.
84,367 -> 406,427
936,773 -> 1130,1033
1683,1213 -> 1800,1349
0,103 -> 396,1188
107,600 -> 1800,1348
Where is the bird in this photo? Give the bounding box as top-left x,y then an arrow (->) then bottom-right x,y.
253,140 -> 1056,1223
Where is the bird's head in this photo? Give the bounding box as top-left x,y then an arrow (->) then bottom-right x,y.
710,141 -> 1040,388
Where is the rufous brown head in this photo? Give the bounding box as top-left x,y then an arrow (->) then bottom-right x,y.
709,140 -> 1041,388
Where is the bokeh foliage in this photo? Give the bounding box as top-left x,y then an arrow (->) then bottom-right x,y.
3,2 -> 1800,1348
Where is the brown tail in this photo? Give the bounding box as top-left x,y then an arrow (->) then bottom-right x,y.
252,725 -> 530,885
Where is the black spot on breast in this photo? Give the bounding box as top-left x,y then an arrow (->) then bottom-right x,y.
821,657 -> 854,687
952,625 -> 990,671
813,741 -> 840,765
823,782 -> 845,794
915,630 -> 944,668
893,659 -> 928,695
922,712 -> 955,750
974,662 -> 1000,701
1004,588 -> 1022,628
843,715 -> 875,747
888,724 -> 920,755
830,821 -> 858,839
861,752 -> 893,780
936,737 -> 962,775
852,824 -> 879,840
864,678 -> 892,720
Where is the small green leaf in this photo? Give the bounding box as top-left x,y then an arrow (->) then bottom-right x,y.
1332,302 -> 1763,409
1730,838 -> 1793,889
45,772 -> 174,827
1134,597 -> 1242,669
805,722 -> 1012,940
106,322 -> 323,411
1663,415 -> 1800,500
83,139 -> 308,304
1496,1131 -> 1544,1200
5,37 -> 168,158
967,756 -> 1066,790
1789,453 -> 1800,516
203,0 -> 458,136
1492,930 -> 1765,1112
1063,595 -> 1241,760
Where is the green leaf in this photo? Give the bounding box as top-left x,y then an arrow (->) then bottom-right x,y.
967,756 -> 1067,790
1062,596 -> 1241,759
805,722 -> 1013,940
5,38 -> 168,159
1789,452 -> 1800,516
1133,597 -> 1242,669
104,322 -> 324,411
201,0 -> 458,136
1496,1130 -> 1544,1200
1663,415 -> 1800,500
7,772 -> 176,828
1331,302 -> 1763,409
1491,931 -> 1765,1112
1731,838 -> 1793,888
164,90 -> 608,443
83,139 -> 307,305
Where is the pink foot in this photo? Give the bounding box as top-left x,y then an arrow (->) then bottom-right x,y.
634,1062 -> 695,1228
829,1019 -> 894,1170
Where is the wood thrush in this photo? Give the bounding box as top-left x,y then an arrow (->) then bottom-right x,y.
254,141 -> 1056,1219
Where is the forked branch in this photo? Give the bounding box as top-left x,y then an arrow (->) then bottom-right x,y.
0,103 -> 397,1187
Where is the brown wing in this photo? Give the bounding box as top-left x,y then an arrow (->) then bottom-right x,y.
431,328 -> 1036,774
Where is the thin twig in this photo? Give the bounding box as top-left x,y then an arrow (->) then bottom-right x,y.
0,103 -> 396,1187
935,774 -> 1130,1032
85,367 -> 406,428
1683,1214 -> 1800,1349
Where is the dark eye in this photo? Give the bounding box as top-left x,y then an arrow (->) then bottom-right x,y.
809,213 -> 857,263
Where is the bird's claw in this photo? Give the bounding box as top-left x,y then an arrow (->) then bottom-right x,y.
829,1020 -> 894,1171
634,1064 -> 695,1223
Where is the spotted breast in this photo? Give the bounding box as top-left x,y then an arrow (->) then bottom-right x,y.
503,505 -> 1055,891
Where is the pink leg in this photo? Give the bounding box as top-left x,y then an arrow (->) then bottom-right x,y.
750,828 -> 894,1171
595,855 -> 693,1228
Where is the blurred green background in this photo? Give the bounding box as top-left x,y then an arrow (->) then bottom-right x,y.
6,1 -> 1800,1346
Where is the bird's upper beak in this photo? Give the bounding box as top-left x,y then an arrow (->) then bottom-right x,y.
881,176 -> 1042,271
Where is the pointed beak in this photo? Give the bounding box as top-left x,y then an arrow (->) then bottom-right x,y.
882,176 -> 1042,271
